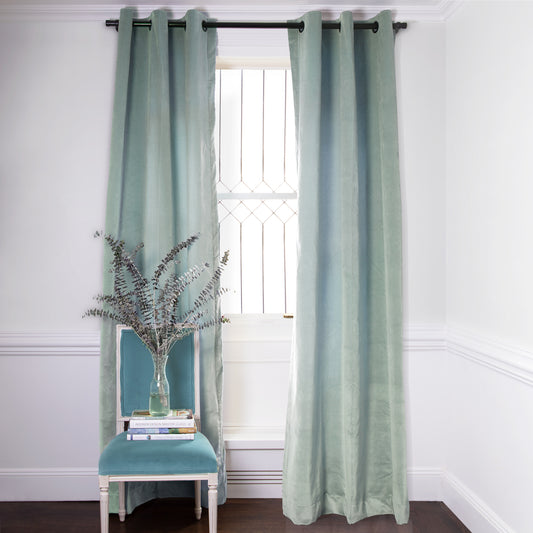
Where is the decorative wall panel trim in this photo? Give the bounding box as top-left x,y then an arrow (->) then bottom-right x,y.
447,328 -> 533,386
403,324 -> 447,352
0,331 -> 100,357
0,324 -> 447,357
2,326 -> 531,389
0,467 -> 99,501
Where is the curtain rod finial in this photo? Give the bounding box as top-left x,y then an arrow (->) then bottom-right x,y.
106,19 -> 119,31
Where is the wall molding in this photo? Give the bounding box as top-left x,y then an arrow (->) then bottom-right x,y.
0,331 -> 100,356
0,1 -> 463,23
404,324 -> 447,352
2,325 -> 532,389
442,470 -> 515,533
447,328 -> 533,387
0,323 -> 447,364
0,467 -> 99,501
406,467 -> 443,501
0,324 -> 446,357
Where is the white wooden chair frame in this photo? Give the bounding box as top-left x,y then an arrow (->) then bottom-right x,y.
98,325 -> 218,533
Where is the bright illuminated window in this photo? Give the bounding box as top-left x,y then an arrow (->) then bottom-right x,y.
215,68 -> 297,314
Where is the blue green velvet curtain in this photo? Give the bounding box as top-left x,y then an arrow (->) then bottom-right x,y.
100,7 -> 225,513
282,11 -> 409,525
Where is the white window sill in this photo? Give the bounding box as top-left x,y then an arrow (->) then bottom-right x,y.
222,313 -> 293,344
224,429 -> 285,451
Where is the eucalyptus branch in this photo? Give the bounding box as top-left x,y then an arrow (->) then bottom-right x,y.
85,233 -> 229,360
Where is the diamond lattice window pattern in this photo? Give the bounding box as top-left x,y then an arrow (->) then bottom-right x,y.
215,69 -> 297,314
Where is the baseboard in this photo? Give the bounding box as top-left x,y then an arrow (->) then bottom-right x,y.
442,471 -> 515,533
407,467 -> 443,501
0,468 -> 99,501
0,464 -> 515,532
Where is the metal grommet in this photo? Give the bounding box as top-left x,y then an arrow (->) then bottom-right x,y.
202,20 -> 208,32
372,21 -> 379,33
298,21 -> 304,33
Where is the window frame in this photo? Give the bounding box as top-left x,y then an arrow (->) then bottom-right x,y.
215,58 -> 297,318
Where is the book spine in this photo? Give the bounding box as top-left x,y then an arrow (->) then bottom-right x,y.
129,418 -> 196,429
127,433 -> 195,441
131,409 -> 193,419
128,427 -> 196,434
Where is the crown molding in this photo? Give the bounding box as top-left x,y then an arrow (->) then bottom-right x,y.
0,2 -> 464,23
434,0 -> 465,21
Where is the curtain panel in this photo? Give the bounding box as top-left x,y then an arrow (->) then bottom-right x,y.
100,8 -> 225,513
283,10 -> 409,525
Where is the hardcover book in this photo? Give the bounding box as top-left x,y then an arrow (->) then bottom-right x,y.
128,426 -> 196,434
131,409 -> 193,419
126,433 -> 195,441
129,409 -> 195,429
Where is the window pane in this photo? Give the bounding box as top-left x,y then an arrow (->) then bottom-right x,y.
241,71 -> 263,192
218,70 -> 242,193
219,200 -> 242,314
216,68 -> 297,315
263,70 -> 287,192
241,208 -> 263,313
284,74 -> 298,193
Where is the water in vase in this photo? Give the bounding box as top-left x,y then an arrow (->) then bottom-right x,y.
149,392 -> 169,417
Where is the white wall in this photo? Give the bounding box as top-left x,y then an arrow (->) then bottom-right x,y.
396,21 -> 447,326
395,18 -> 449,489
0,20 -> 113,331
0,19 -> 112,499
446,1 -> 533,350
445,2 -> 533,532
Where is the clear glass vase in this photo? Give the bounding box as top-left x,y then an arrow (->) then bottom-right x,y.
149,354 -> 170,416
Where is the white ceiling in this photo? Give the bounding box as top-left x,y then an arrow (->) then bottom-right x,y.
0,1 -> 464,22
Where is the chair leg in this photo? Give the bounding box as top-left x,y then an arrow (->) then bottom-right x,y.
99,476 -> 109,533
118,481 -> 126,522
208,473 -> 218,533
194,480 -> 202,520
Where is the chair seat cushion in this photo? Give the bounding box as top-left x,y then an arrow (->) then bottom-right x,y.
99,431 -> 218,476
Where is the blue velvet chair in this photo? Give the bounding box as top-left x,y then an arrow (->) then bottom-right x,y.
98,325 -> 218,533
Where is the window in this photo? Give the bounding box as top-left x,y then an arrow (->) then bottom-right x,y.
215,68 -> 297,315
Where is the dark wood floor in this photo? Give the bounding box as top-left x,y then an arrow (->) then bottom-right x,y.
0,499 -> 470,533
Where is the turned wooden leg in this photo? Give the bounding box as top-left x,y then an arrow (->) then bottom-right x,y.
194,480 -> 202,520
118,481 -> 126,522
208,473 -> 218,533
99,476 -> 109,533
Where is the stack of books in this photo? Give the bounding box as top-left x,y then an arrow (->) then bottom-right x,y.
127,408 -> 197,441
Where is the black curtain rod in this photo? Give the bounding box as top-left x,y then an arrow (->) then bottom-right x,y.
105,19 -> 407,33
